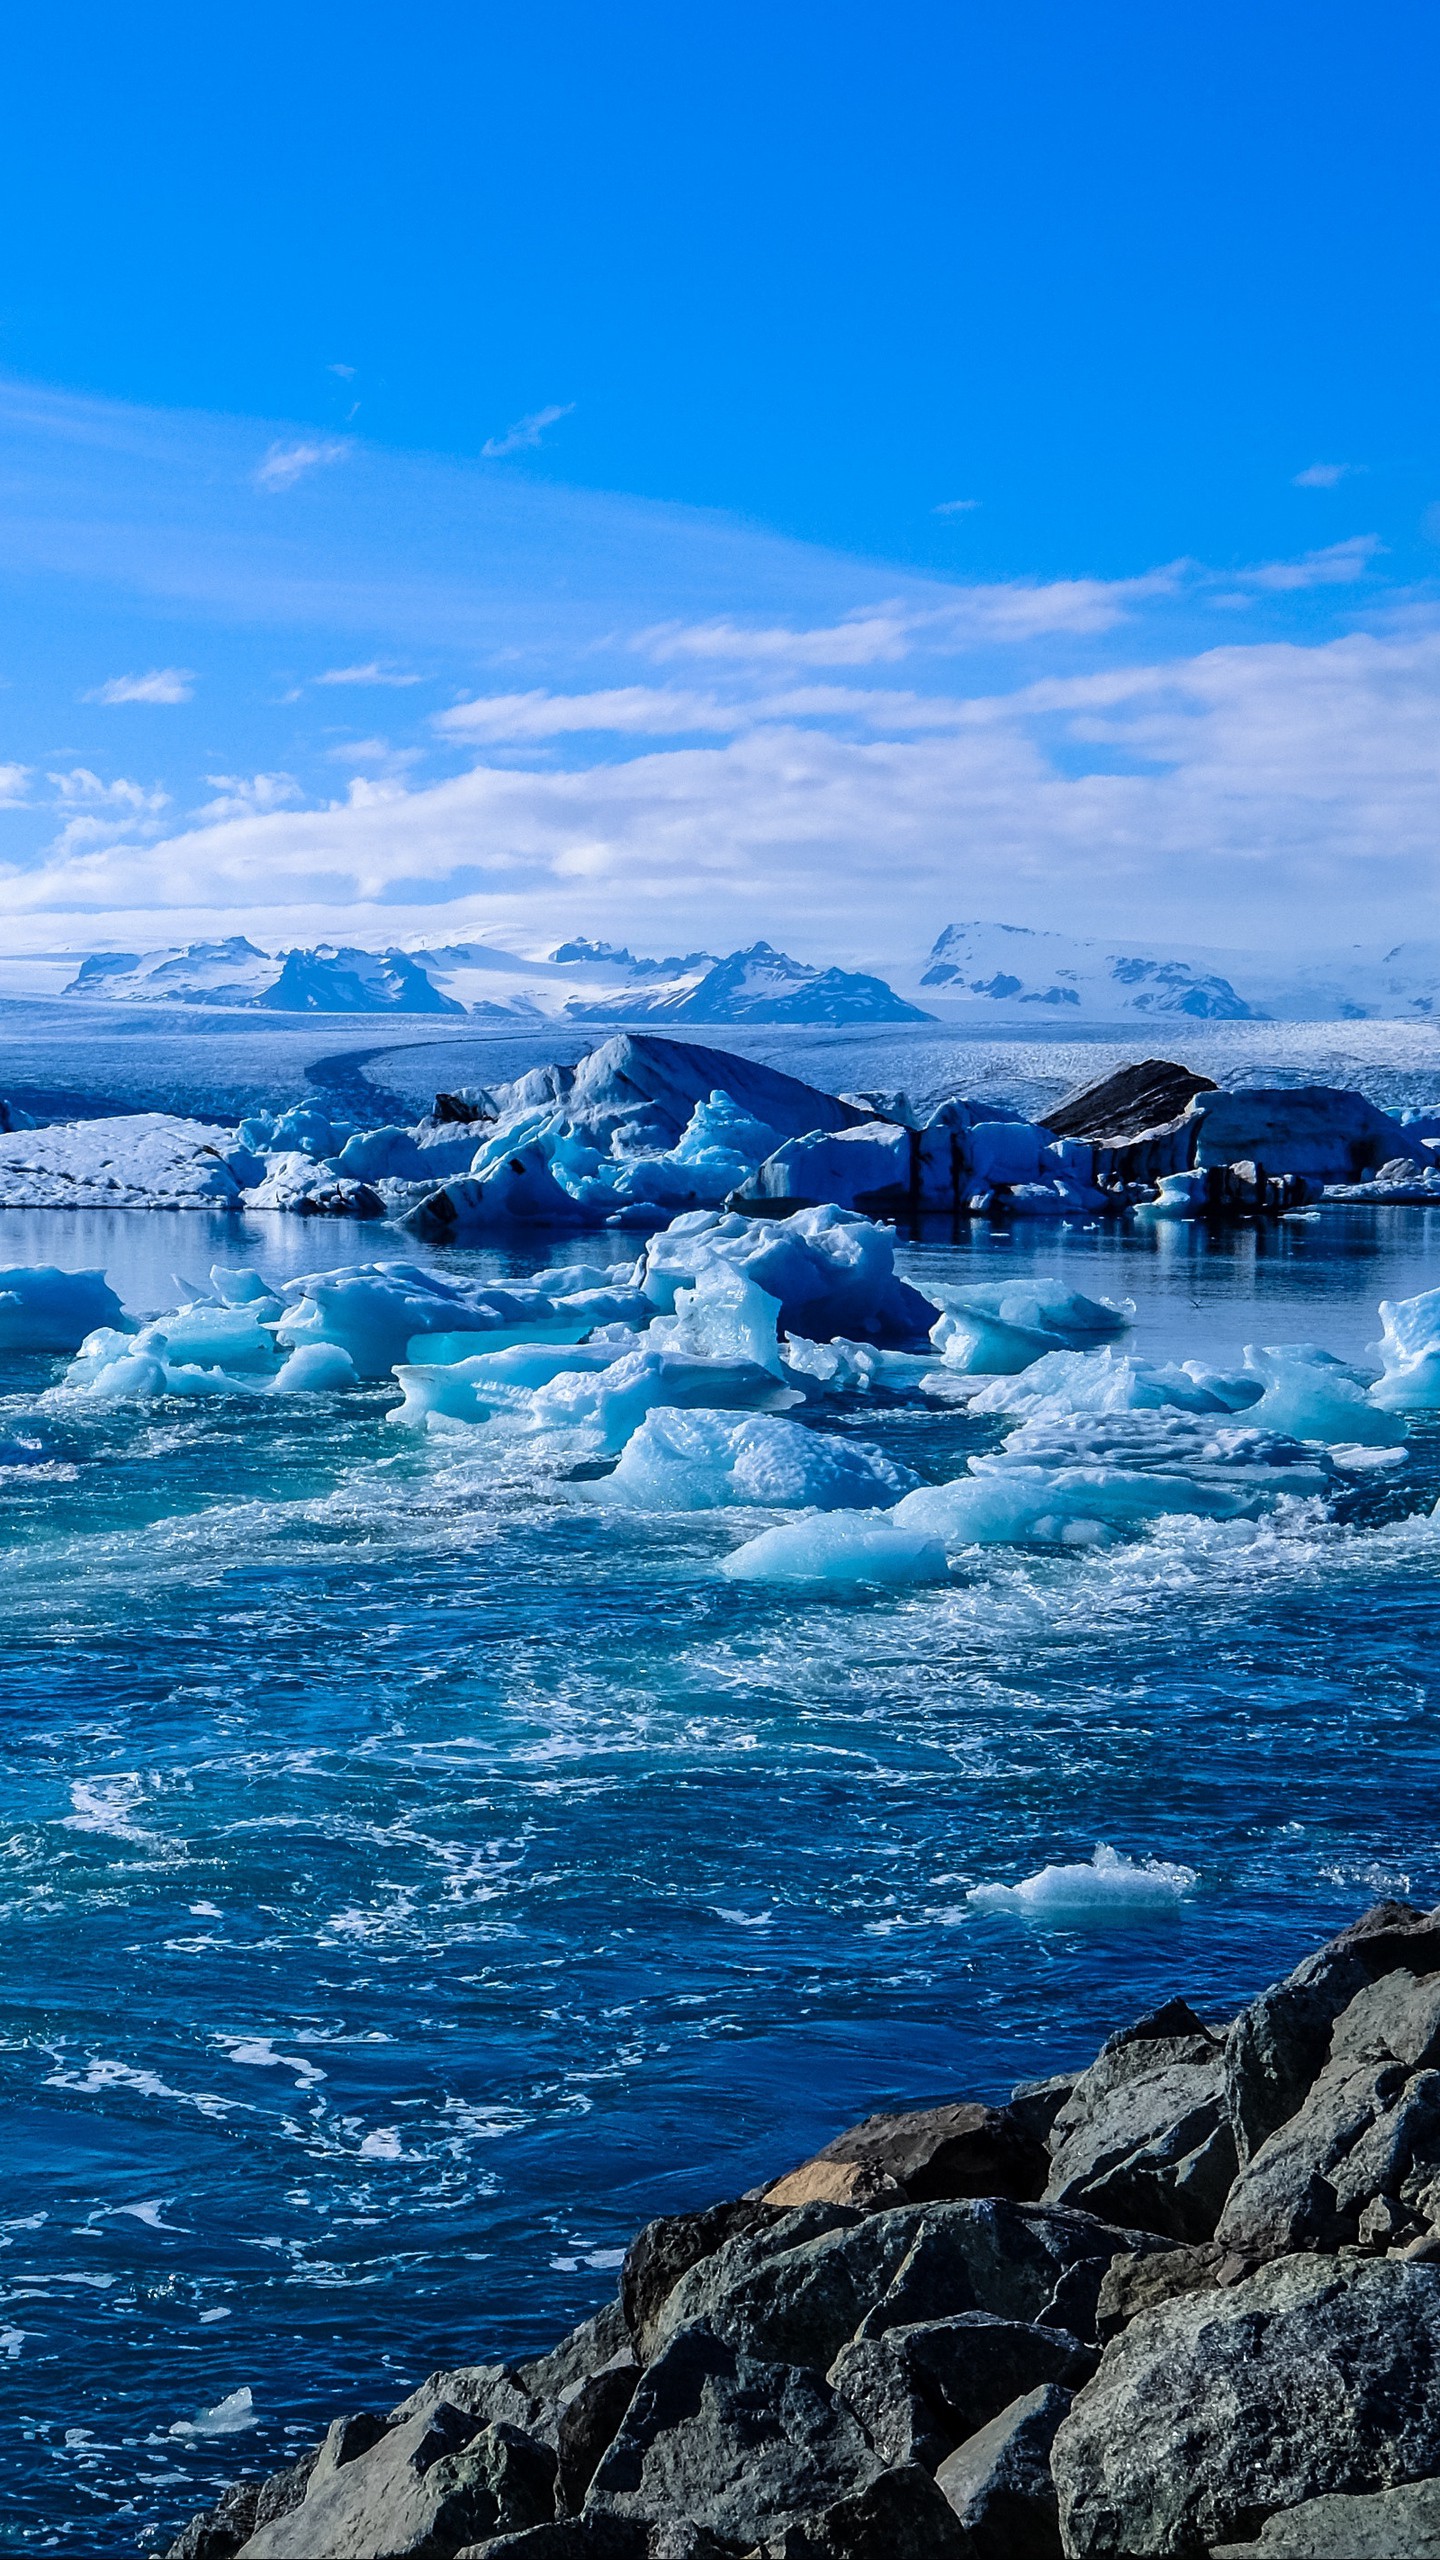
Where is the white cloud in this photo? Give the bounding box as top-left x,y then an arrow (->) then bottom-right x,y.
254,437 -> 351,492
638,570 -> 1184,668
316,662 -> 422,687
0,764 -> 31,806
193,772 -> 303,820
327,362 -> 357,381
11,621 -> 1440,958
933,498 -> 981,514
1241,535 -> 1383,592
1293,462 -> 1361,489
639,608 -> 918,668
481,403 -> 575,461
47,768 -> 168,813
86,668 -> 194,706
435,686 -> 740,741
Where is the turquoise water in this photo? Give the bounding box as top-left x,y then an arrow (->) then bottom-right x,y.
3,1203 -> 1440,2552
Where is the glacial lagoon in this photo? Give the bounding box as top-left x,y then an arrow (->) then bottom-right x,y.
2,1172 -> 1439,2549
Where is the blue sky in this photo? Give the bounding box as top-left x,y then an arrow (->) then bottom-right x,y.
0,2 -> 1435,966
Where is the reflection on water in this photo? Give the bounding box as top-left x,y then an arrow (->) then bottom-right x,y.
1,1203 -> 1438,2551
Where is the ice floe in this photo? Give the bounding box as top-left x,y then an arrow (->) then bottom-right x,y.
596,1407 -> 918,1510
0,1265 -> 121,1350
1371,1284 -> 1440,1409
967,1842 -> 1198,1915
719,1510 -> 949,1587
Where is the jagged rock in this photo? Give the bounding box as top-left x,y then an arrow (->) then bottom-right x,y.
826,2310 -> 1092,2468
520,2304 -> 635,2409
740,2465 -> 971,2556
165,2482 -> 262,2560
1207,2476 -> 1440,2555
1094,2242 -> 1235,2340
1050,2253 -> 1440,2558
584,2323 -> 881,2542
237,2406 -> 556,2558
1224,1901 -> 1440,2167
1044,2000 -> 1237,2243
1217,1966 -> 1440,2257
454,2521 -> 650,2559
622,2202 -> 791,2357
934,2382 -> 1071,2558
556,2366 -> 640,2513
761,2100 -> 1048,2211
649,2197 -> 1158,2371
1009,2075 -> 1079,2146
391,2364 -> 542,2435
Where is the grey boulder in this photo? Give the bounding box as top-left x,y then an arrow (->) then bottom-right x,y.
1051,2254 -> 1440,2558
1207,2475 -> 1440,2556
740,2465 -> 971,2556
1044,2000 -> 1237,2243
827,2311 -> 1091,2469
584,2322 -> 880,2543
935,2383 -> 1072,2559
1224,1900 -> 1440,2167
237,2405 -> 555,2559
1217,1965 -> 1440,2257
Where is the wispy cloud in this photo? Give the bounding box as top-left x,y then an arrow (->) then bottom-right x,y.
640,609 -> 916,668
193,772 -> 303,820
327,363 -> 357,382
933,498 -> 981,515
639,570 -> 1185,669
481,403 -> 575,461
254,437 -> 351,492
435,686 -> 739,741
316,662 -> 423,688
1241,534 -> 1383,591
85,667 -> 194,706
0,763 -> 30,806
1293,461 -> 1363,489
47,767 -> 169,813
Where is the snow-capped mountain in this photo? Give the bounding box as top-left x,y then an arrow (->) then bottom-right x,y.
907,922 -> 1258,1021
562,941 -> 930,1025
59,934 -> 927,1022
65,940 -> 466,1014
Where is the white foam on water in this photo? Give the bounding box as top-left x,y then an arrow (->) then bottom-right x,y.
217,2037 -> 327,2089
968,1840 -> 1198,1917
59,1774 -> 156,1843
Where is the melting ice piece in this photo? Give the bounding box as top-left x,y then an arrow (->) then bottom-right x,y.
0,1265 -> 123,1352
598,1407 -> 918,1510
390,1341 -> 629,1428
968,1842 -> 1198,1916
169,2386 -> 257,2440
969,1346 -> 1260,1421
646,1262 -> 785,1377
1371,1285 -> 1440,1409
720,1509 -> 949,1587
270,1342 -> 358,1395
275,1262 -> 600,1378
930,1304 -> 1063,1376
639,1204 -> 937,1345
524,1349 -> 801,1457
1240,1343 -> 1405,1446
891,1462 -> 1256,1546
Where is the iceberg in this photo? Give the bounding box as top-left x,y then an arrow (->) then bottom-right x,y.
522,1349 -> 799,1458
273,1262 -> 623,1379
719,1510 -> 949,1588
271,1343 -> 359,1394
597,1406 -> 919,1510
639,1205 -> 937,1345
645,1262 -> 786,1377
890,1461 -> 1259,1546
0,1265 -> 122,1351
1371,1285 -> 1440,1410
967,1842 -> 1197,1916
390,1341 -> 633,1429
1240,1342 -> 1405,1446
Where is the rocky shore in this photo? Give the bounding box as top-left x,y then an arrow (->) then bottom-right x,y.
161,1901 -> 1440,2560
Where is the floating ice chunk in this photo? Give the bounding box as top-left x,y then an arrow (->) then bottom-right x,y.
335,1123 -> 476,1182
270,1342 -> 358,1394
275,1262 -> 587,1379
1241,1343 -> 1405,1446
968,1842 -> 1197,1916
719,1509 -> 949,1587
599,1406 -> 918,1509
169,2386 -> 257,2440
891,1461 -> 1255,1547
210,1267 -> 283,1316
783,1335 -> 942,1395
71,1349 -> 169,1401
531,1259 -> 641,1295
930,1304 -> 1061,1375
139,1304 -> 279,1376
944,1277 -> 1132,1337
647,1262 -> 785,1377
1371,1285 -> 1440,1409
0,1266 -> 123,1351
0,1113 -> 263,1209
525,1349 -> 799,1457
639,1204 -> 937,1345
390,1342 -> 628,1428
969,1345 -> 1259,1421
